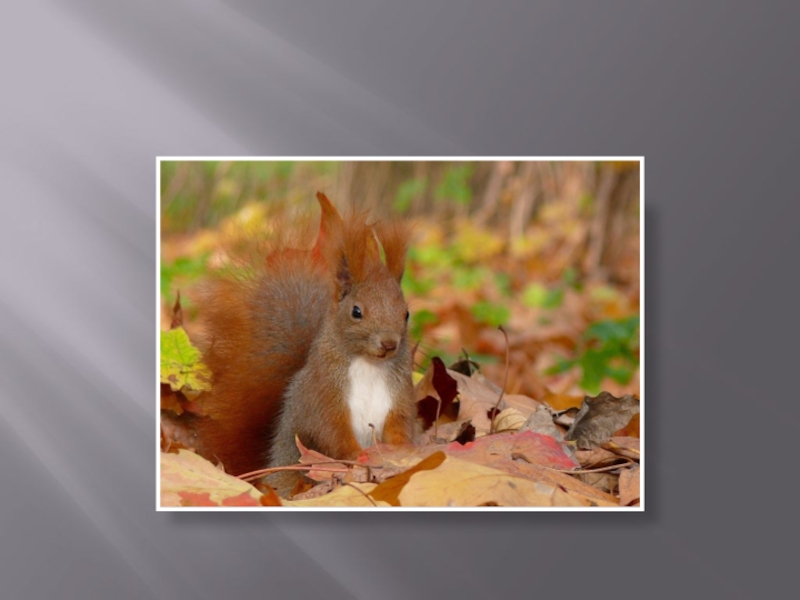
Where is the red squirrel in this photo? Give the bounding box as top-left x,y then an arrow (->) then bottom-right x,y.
191,193 -> 416,496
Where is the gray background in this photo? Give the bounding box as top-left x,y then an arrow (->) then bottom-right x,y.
1,1 -> 796,598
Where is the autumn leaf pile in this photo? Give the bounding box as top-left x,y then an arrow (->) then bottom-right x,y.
162,345 -> 640,508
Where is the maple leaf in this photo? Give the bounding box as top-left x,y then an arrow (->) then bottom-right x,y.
160,327 -> 212,393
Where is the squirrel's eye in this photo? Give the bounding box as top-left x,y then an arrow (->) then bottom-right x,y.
351,305 -> 363,319
405,310 -> 410,322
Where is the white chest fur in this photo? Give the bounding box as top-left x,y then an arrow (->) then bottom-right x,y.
346,357 -> 394,448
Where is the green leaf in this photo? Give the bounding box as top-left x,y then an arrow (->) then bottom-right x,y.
161,253 -> 211,303
409,309 -> 438,339
160,327 -> 212,393
434,164 -> 473,205
562,267 -> 580,289
471,301 -> 510,327
606,365 -> 634,385
452,266 -> 491,291
578,349 -> 608,395
545,357 -> 577,376
522,283 -> 563,309
494,272 -> 513,298
402,270 -> 435,296
393,177 -> 427,214
585,316 -> 640,344
522,283 -> 548,308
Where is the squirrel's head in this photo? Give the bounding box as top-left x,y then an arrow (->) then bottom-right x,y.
323,212 -> 411,361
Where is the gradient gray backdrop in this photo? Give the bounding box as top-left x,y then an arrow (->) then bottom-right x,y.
1,2 -> 797,599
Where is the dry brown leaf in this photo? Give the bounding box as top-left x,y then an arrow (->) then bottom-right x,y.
295,436 -> 353,482
424,419 -> 474,444
448,370 -> 505,433
565,393 -> 640,449
492,408 -> 527,433
577,472 -> 618,494
501,393 -> 541,419
605,436 -> 641,460
574,447 -> 625,469
415,357 -> 460,428
619,465 -> 640,506
615,413 -> 641,438
520,405 -> 565,440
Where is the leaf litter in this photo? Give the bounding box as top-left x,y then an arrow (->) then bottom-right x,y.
161,357 -> 640,507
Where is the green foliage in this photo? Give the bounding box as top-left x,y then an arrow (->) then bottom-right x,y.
160,327 -> 212,393
394,177 -> 427,214
561,266 -> 581,290
522,283 -> 564,309
161,254 -> 210,304
402,269 -> 436,296
546,315 -> 639,395
435,164 -> 473,205
471,301 -> 511,328
452,266 -> 493,291
409,309 -> 438,340
494,272 -> 513,298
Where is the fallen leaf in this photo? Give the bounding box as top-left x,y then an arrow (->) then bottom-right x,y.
283,483 -> 390,507
574,447 -> 624,469
357,431 -> 617,506
448,370 -> 505,433
416,357 -> 460,428
492,407 -> 527,433
448,431 -> 578,471
386,454 -> 598,507
619,465 -> 640,506
453,422 -> 476,445
160,450 -> 262,507
605,436 -> 640,460
295,436 -> 351,482
501,393 -> 541,419
160,327 -> 212,393
369,452 -> 448,506
520,405 -> 564,440
565,392 -> 640,449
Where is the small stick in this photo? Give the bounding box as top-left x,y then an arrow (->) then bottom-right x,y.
342,482 -> 378,507
545,459 -> 636,474
238,464 -> 349,482
489,325 -> 510,434
605,440 -> 640,455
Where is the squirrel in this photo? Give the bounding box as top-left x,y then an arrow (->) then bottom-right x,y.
190,193 -> 417,496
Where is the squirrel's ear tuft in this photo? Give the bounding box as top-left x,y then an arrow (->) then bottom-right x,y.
376,221 -> 410,283
321,200 -> 372,296
335,254 -> 352,300
312,192 -> 345,264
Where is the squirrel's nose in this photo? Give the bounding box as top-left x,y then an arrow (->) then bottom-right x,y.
381,339 -> 398,353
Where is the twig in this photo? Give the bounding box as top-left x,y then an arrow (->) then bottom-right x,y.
545,459 -> 636,474
489,325 -> 510,434
238,464 -> 349,482
605,440 -> 640,455
342,482 -> 378,507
